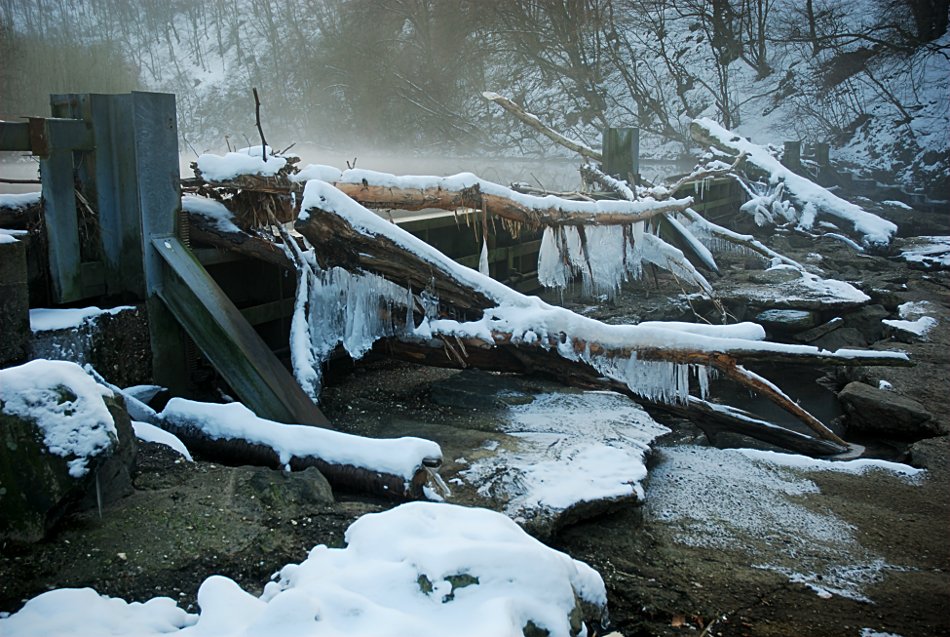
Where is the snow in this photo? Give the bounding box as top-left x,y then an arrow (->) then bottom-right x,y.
132,421 -> 193,461
0,502 -> 606,637
0,191 -> 41,210
695,118 -> 898,247
0,231 -> 21,244
460,391 -> 669,521
159,398 -> 441,481
898,236 -> 950,269
645,445 -> 919,602
883,316 -> 938,337
29,306 -> 135,332
335,167 -> 693,218
0,360 -> 116,478
181,195 -> 241,233
882,200 -> 912,210
195,149 -> 287,182
290,164 -> 343,184
883,301 -> 939,337
736,449 -> 923,479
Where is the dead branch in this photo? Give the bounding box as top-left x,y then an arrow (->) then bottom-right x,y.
481,92 -> 602,162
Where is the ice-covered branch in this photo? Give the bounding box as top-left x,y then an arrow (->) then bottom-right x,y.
690,118 -> 897,247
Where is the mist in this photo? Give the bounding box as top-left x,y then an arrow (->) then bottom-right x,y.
1,0 -> 948,194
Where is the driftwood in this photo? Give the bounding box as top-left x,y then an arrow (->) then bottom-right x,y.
296,201 -> 910,453
158,419 -> 431,501
332,180 -> 694,228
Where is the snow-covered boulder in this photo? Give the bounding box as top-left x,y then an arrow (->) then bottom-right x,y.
0,360 -> 135,542
0,501 -> 608,636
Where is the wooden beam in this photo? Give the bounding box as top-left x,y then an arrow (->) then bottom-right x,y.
153,236 -> 330,427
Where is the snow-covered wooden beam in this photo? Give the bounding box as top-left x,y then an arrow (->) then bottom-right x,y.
332,169 -> 694,228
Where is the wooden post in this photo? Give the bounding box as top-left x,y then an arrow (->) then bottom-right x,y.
783,141 -> 802,170
815,142 -> 830,167
602,127 -> 639,186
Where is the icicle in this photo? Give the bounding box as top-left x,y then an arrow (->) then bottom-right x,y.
538,227 -> 568,289
695,365 -> 710,399
478,237 -> 490,276
290,265 -> 321,401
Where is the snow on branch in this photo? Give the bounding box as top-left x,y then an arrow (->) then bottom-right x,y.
690,118 -> 897,248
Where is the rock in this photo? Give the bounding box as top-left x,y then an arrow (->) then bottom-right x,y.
810,327 -> 868,350
794,317 -> 844,343
839,381 -> 938,439
907,436 -> 950,475
229,465 -> 334,513
755,309 -> 819,333
0,377 -> 136,543
842,304 -> 889,343
0,238 -> 29,366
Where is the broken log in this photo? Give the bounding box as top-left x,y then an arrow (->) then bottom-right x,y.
159,399 -> 442,501
294,181 -> 910,450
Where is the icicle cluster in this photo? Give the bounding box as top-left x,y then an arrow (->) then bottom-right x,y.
583,353 -> 710,405
291,259 -> 413,399
538,222 -> 711,297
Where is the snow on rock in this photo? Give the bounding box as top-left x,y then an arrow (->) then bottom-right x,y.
181,194 -> 241,233
0,360 -> 116,478
693,118 -> 897,247
29,306 -> 136,332
131,421 -> 193,461
883,301 -> 939,338
159,398 -> 441,482
460,391 -> 669,532
897,236 -> 950,270
0,502 -> 607,637
0,191 -> 41,210
0,588 -> 196,636
646,445 -> 919,601
195,148 -> 287,182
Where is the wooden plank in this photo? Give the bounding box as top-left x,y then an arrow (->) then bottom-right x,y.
153,236 -> 330,427
40,147 -> 82,302
240,298 -> 295,326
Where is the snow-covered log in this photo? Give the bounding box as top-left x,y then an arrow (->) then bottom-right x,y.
333,168 -> 694,228
295,180 -> 910,450
690,118 -> 897,248
159,398 -> 442,500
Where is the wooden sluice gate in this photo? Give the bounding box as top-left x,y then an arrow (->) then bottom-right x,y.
0,92 -> 746,427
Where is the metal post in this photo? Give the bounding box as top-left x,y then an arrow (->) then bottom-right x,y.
602,127 -> 640,186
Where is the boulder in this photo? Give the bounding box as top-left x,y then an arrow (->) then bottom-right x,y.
755,309 -> 819,333
811,327 -> 868,350
842,304 -> 889,343
839,381 -> 938,439
0,360 -> 136,543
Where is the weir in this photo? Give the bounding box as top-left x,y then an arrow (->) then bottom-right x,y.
1,92 -> 744,428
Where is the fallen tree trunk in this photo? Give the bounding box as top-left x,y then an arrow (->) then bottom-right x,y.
295,182 -> 910,451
